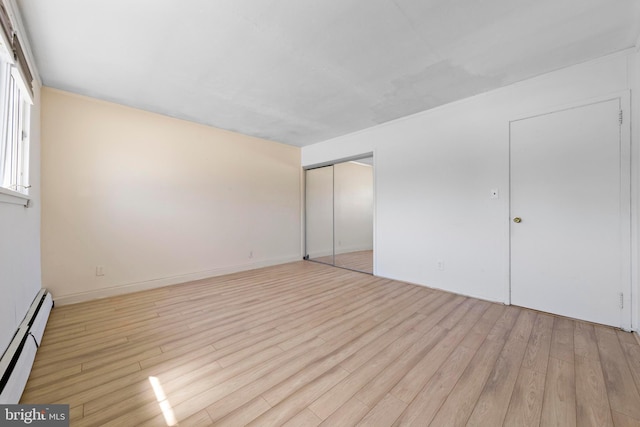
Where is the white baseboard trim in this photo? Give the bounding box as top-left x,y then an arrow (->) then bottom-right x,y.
52,255 -> 302,306
373,273 -> 506,305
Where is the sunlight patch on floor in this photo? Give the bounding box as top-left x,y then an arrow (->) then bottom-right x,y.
149,376 -> 177,426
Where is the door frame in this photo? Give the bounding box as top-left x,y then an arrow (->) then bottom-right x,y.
507,91 -> 632,330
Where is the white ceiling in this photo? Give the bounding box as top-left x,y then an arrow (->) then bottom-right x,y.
16,0 -> 640,147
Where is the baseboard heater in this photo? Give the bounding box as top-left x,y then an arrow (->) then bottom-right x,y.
0,289 -> 53,403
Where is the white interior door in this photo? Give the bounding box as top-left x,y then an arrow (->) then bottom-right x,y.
510,97 -> 630,328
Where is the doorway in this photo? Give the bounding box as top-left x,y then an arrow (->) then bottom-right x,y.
305,157 -> 374,274
510,96 -> 631,329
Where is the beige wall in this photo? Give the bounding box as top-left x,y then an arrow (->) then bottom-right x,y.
41,88 -> 301,304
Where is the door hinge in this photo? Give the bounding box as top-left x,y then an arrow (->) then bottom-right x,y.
619,110 -> 623,125
619,292 -> 624,309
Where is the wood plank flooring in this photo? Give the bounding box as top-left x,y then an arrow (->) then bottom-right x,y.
21,261 -> 640,426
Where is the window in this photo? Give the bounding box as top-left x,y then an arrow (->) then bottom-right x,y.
0,0 -> 33,198
0,60 -> 30,194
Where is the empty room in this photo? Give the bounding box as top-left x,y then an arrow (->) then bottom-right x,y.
1,0 -> 640,426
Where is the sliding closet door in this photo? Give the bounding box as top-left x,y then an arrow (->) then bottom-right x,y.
334,161 -> 373,273
305,166 -> 334,265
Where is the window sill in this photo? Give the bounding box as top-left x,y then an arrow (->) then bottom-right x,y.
0,187 -> 30,206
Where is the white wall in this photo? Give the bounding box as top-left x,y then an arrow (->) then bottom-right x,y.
302,49 -> 639,329
0,82 -> 41,354
42,88 -> 302,304
0,0 -> 42,356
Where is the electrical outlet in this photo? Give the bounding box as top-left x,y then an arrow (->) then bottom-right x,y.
249,251 -> 253,259
96,266 -> 105,276
437,260 -> 444,271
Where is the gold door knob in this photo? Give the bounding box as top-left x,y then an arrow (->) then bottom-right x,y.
513,217 -> 522,223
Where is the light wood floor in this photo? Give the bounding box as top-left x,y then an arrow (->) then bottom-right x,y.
312,250 -> 373,274
22,261 -> 640,426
